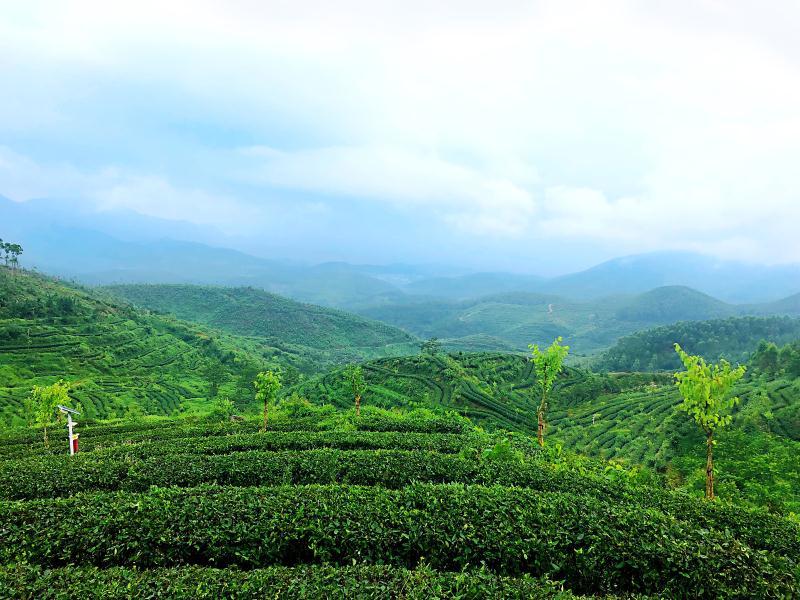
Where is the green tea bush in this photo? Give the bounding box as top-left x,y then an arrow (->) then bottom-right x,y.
0,484 -> 795,597
0,564 -> 580,599
2,446 -> 797,558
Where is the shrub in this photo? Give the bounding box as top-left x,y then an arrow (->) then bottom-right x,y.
0,484 -> 795,597
0,564 -> 578,599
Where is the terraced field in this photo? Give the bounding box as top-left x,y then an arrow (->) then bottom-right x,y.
292,353 -> 800,513
0,409 -> 797,598
102,283 -> 421,368
0,270 -> 286,425
292,352 -> 667,435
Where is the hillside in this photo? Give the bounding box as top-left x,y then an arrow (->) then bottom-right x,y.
612,286 -> 735,323
0,407 -> 796,597
598,316 -> 800,371
291,352 -> 800,514
357,285 -> 800,355
290,352 -> 668,435
357,287 -> 734,354
0,269 -> 315,425
102,284 -> 419,366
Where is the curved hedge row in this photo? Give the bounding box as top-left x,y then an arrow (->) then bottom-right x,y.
0,484 -> 795,597
96,431 -> 484,459
0,428 -> 484,461
2,449 -> 797,557
0,564 -> 579,600
0,411 -> 472,452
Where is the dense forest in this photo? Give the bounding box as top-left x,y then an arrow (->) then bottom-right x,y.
598,316 -> 800,371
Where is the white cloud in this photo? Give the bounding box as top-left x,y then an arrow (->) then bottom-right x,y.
240,145 -> 537,236
2,1 -> 800,266
0,147 -> 258,234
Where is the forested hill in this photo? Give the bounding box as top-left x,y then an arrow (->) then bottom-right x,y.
0,269 -> 328,425
102,284 -> 420,365
597,316 -> 800,371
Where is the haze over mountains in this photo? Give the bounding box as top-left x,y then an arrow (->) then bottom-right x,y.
5,196 -> 800,308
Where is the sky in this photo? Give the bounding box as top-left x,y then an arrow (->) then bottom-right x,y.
1,0 -> 800,274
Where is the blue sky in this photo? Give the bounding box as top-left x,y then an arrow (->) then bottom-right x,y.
2,1 -> 800,274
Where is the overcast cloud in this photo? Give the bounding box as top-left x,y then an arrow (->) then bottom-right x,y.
1,0 -> 800,272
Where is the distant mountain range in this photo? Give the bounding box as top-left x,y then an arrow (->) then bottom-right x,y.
4,196 -> 800,310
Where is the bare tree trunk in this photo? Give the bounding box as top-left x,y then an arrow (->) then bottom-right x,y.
537,391 -> 547,447
43,425 -> 49,448
706,430 -> 714,500
355,394 -> 361,417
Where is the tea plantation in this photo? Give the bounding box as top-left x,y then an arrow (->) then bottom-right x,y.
292,353 -> 800,514
0,405 -> 798,599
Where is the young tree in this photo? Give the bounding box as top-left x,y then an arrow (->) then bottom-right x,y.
254,370 -> 281,431
343,364 -> 367,416
674,344 -> 746,500
529,337 -> 569,447
26,380 -> 71,447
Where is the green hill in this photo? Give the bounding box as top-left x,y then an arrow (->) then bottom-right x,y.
612,286 -> 735,324
357,285 -> 800,355
102,284 -> 420,366
291,352 -> 800,515
598,316 -> 800,371
290,352 -> 668,435
0,406 -> 796,597
357,287 -> 738,355
0,269 -> 320,425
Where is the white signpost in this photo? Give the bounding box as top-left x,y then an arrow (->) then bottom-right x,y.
58,404 -> 80,456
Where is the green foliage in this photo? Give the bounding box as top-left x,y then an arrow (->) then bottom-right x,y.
25,380 -> 71,446
674,344 -> 746,500
103,284 -> 420,370
674,345 -> 746,434
254,370 -> 282,430
0,484 -> 795,596
597,316 -> 800,372
530,338 -> 570,401
0,564 -> 579,599
420,337 -> 443,355
343,364 -> 366,414
752,339 -> 800,377
0,239 -> 23,270
210,396 -> 235,422
356,285 -> 793,354
530,337 -> 569,445
0,269 -> 280,425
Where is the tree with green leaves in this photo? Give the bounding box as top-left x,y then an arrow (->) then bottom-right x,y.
202,360 -> 228,400
754,340 -> 780,375
25,380 -> 71,447
420,337 -> 442,355
674,343 -> 746,500
1,242 -> 23,270
529,337 -> 569,447
254,370 -> 281,431
343,364 -> 367,416
211,395 -> 235,422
